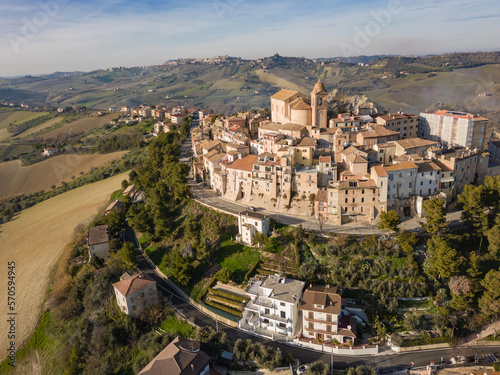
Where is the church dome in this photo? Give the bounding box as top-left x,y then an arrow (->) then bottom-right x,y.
313,80 -> 327,93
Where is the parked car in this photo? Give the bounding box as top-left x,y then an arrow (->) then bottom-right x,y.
297,365 -> 309,375
247,206 -> 256,211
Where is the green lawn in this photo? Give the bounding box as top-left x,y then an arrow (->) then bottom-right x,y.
217,239 -> 260,277
160,314 -> 195,338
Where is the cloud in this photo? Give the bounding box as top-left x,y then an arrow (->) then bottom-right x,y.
0,0 -> 499,76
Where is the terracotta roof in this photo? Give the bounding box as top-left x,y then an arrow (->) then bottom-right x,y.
138,336 -> 210,375
352,155 -> 368,163
203,140 -> 222,150
207,153 -> 225,164
359,125 -> 399,138
384,161 -> 419,171
372,165 -> 388,177
315,189 -> 328,203
88,225 -> 109,246
319,156 -> 332,163
227,155 -> 258,172
341,145 -> 362,156
432,110 -> 488,122
290,98 -> 311,110
377,113 -> 417,121
300,285 -> 341,315
392,138 -> 439,150
105,200 -> 125,213
270,88 -> 300,101
298,137 -> 317,147
113,272 -> 156,297
416,161 -> 441,173
338,315 -> 357,337
432,159 -> 453,172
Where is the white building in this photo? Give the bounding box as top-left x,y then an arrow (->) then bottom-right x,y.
415,161 -> 441,197
240,275 -> 305,338
113,272 -> 158,318
384,161 -> 419,208
238,211 -> 270,245
88,225 -> 110,259
419,110 -> 488,150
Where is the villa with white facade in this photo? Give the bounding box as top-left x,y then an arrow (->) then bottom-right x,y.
239,275 -> 305,338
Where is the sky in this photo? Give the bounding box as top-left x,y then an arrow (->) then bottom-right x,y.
0,0 -> 499,77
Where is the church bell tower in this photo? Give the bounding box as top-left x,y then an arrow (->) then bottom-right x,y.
311,79 -> 328,129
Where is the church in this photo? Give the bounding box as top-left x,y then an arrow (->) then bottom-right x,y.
270,80 -> 329,131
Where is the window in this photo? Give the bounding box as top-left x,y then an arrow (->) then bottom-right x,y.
409,182 -> 412,188
280,302 -> 285,306
265,308 -> 270,315
352,198 -> 355,203
345,198 -> 348,203
361,197 -> 364,203
281,311 -> 286,318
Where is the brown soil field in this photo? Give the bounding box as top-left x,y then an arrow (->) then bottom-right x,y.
0,151 -> 127,199
0,172 -> 128,362
38,113 -> 117,141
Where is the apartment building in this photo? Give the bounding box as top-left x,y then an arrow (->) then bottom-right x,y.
240,275 -> 305,338
356,125 -> 399,146
327,179 -> 385,225
414,161 -> 442,197
419,110 -> 488,150
374,113 -> 419,139
427,148 -> 489,199
300,285 -> 356,344
384,161 -> 419,213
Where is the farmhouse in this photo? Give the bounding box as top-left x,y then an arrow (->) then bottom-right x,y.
88,225 -> 110,259
104,200 -> 125,215
42,147 -> 58,157
113,272 -> 158,318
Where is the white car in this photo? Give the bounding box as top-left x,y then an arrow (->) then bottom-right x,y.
297,365 -> 309,375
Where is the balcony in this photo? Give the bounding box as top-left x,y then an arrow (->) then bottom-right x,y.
304,316 -> 334,324
260,312 -> 288,324
253,297 -> 274,309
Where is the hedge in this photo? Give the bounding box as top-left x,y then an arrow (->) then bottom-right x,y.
205,295 -> 244,311
207,287 -> 249,304
245,261 -> 261,281
205,299 -> 243,318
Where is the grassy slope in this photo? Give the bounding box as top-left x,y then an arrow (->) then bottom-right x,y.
0,151 -> 128,199
0,172 -> 129,361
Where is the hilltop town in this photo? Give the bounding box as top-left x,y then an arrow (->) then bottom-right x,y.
155,81 -> 492,230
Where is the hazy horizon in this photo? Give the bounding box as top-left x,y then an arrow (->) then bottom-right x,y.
1,0 -> 500,77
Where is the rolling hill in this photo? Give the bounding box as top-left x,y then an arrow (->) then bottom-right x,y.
1,52 -> 500,124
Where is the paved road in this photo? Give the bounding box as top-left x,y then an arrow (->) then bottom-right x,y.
189,181 -> 466,235
124,225 -> 499,371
